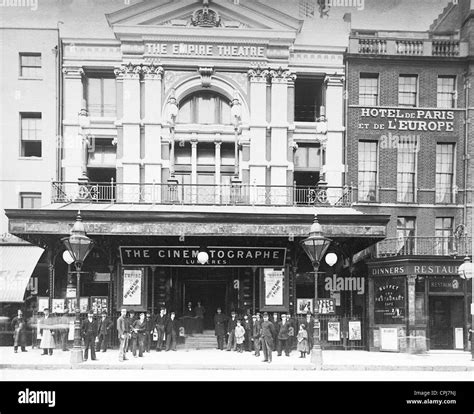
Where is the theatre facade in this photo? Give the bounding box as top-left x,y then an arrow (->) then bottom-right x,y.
4,0 -> 393,349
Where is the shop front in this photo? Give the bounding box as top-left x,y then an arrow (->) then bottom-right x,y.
368,259 -> 471,352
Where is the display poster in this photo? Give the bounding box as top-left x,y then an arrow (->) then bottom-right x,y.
297,298 -> 313,315
380,327 -> 399,351
327,321 -> 341,341
38,297 -> 49,313
91,296 -> 108,315
348,320 -> 362,341
454,327 -> 464,350
52,299 -> 65,314
264,269 -> 284,306
80,297 -> 89,313
330,291 -> 341,306
123,269 -> 143,305
317,298 -> 335,314
68,321 -> 75,340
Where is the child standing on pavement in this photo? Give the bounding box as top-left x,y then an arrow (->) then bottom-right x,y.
235,319 -> 246,353
297,324 -> 309,358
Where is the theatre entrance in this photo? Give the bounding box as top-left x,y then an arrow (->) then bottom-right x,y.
179,268 -> 234,330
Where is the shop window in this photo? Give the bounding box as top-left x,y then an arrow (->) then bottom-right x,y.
398,75 -> 417,107
20,113 -> 42,157
397,136 -> 417,202
437,76 -> 456,109
358,141 -> 377,201
177,92 -> 231,125
20,192 -> 41,209
19,53 -> 41,78
435,143 -> 455,203
86,76 -> 116,117
294,78 -> 323,121
359,73 -> 379,106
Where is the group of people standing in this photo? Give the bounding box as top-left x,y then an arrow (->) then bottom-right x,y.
116,307 -> 180,362
214,309 -> 315,362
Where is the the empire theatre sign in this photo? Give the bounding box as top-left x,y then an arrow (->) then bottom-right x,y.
144,42 -> 266,58
120,246 -> 286,267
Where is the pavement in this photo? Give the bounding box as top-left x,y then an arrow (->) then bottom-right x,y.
1,346 -> 473,371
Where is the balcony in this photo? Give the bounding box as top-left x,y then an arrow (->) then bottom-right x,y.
51,181 -> 353,207
374,236 -> 472,258
349,33 -> 467,57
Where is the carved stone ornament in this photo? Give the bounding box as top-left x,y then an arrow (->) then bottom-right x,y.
191,0 -> 221,27
269,67 -> 297,83
198,67 -> 214,88
114,62 -> 146,79
247,65 -> 270,82
142,65 -> 164,80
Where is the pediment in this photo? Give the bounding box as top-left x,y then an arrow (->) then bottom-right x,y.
106,0 -> 302,32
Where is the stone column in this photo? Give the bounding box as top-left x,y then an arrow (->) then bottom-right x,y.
407,274 -> 417,352
269,68 -> 295,204
62,67 -> 84,183
247,66 -> 269,203
215,140 -> 221,203
323,75 -> 345,189
115,63 -> 142,202
143,65 -> 164,202
191,138 -> 198,204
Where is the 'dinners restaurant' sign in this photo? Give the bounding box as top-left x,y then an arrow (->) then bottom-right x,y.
357,107 -> 455,132
119,246 -> 286,267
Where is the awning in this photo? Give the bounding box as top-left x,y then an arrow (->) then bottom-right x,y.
0,245 -> 44,302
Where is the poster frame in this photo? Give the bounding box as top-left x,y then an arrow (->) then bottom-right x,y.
259,266 -> 289,312
117,267 -> 147,311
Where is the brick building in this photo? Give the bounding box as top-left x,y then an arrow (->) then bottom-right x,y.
346,0 -> 473,351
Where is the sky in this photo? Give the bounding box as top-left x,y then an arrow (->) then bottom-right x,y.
0,0 -> 452,39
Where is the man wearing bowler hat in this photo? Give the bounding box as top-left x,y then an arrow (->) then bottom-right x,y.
260,312 -> 276,363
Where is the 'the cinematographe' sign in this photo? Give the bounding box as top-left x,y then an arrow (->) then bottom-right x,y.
119,246 -> 286,267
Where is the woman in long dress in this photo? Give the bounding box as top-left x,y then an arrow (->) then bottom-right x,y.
297,323 -> 309,358
39,308 -> 56,355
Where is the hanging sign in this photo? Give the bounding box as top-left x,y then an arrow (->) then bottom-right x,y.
123,269 -> 143,305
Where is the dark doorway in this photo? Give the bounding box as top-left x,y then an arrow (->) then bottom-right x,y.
184,281 -> 228,330
429,296 -> 463,349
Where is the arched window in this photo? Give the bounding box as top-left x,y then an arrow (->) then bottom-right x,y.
177,91 -> 231,125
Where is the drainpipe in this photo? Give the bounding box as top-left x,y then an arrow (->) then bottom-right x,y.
463,72 -> 470,231
56,22 -> 64,183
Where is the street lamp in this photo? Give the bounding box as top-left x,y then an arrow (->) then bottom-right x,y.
61,211 -> 94,363
458,256 -> 473,360
300,216 -> 332,367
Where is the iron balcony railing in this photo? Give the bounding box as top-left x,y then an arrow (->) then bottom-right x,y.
374,236 -> 472,258
51,181 -> 353,207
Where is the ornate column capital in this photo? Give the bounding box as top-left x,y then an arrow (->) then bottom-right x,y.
269,67 -> 297,84
324,74 -> 345,86
247,65 -> 270,83
142,64 -> 164,80
407,274 -> 417,285
114,62 -> 144,80
62,66 -> 84,79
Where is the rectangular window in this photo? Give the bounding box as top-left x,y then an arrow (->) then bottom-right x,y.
87,77 -> 116,117
397,137 -> 417,202
435,217 -> 453,255
359,73 -> 379,106
435,143 -> 455,203
397,217 -> 416,254
358,141 -> 377,202
20,192 -> 41,209
20,53 -> 41,78
294,144 -> 321,170
437,76 -> 456,108
398,75 -> 417,107
20,113 -> 42,157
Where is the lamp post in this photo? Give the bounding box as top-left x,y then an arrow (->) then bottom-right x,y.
61,211 -> 94,363
458,256 -> 473,360
300,216 -> 332,367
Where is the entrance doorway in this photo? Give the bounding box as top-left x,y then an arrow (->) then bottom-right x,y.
429,296 -> 464,349
184,281 -> 228,330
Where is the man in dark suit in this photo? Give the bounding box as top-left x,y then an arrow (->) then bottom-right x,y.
81,310 -> 98,361
117,308 -> 129,362
260,312 -> 275,363
276,314 -> 291,357
12,309 -> 27,353
96,311 -> 113,352
165,312 -> 178,351
214,307 -> 227,350
144,311 -> 154,353
155,307 -> 167,352
251,314 -> 261,356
